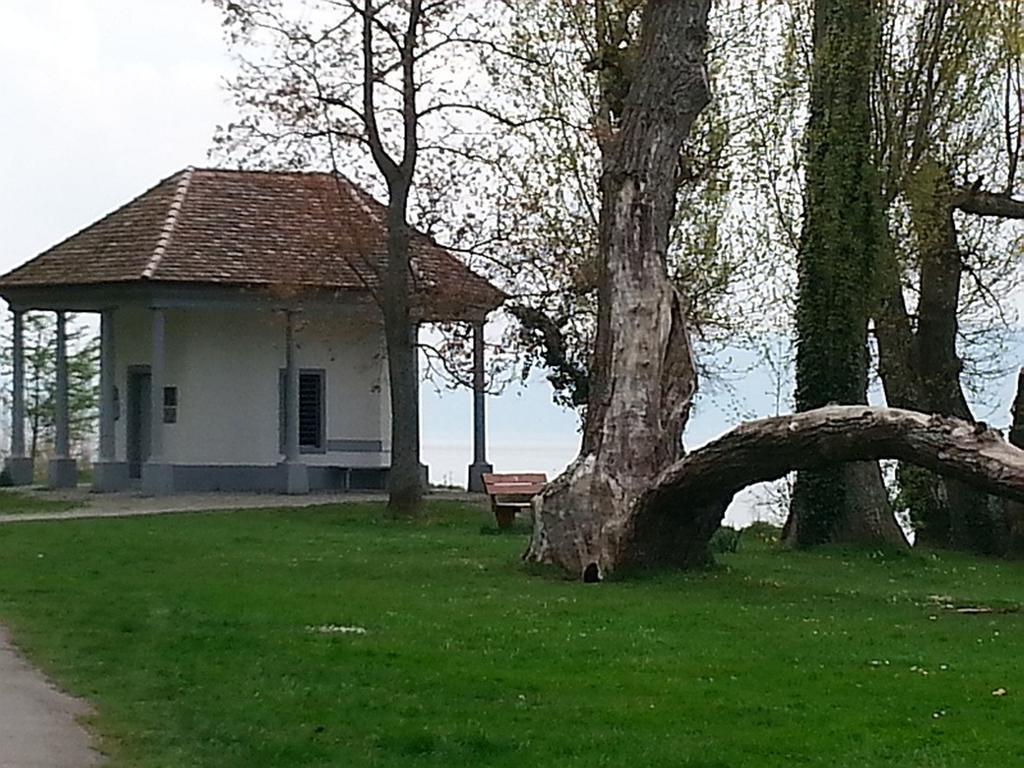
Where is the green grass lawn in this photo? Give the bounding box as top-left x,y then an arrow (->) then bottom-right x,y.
1,502 -> 1023,767
0,488 -> 78,515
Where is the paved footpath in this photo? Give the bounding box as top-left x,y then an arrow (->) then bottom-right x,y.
0,630 -> 102,768
0,489 -> 482,525
0,490 -> 390,524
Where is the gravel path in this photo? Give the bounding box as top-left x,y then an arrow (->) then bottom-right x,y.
0,630 -> 102,768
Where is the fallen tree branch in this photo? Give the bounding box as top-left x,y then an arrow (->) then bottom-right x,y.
628,406 -> 1024,569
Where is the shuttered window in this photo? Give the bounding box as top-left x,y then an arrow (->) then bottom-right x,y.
279,369 -> 326,453
298,372 -> 323,449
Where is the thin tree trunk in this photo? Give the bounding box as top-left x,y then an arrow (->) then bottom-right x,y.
632,406 -> 1024,569
525,0 -> 710,580
30,374 -> 40,462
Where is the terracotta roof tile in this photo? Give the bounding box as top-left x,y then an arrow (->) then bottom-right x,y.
0,168 -> 505,318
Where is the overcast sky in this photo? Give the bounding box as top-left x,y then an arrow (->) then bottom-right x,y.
2,2 -> 236,262
4,2 -> 1017,525
0,0 -> 596,496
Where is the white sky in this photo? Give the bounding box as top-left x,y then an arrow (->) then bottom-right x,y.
7,1 -> 1013,526
0,0 -> 590,493
1,1 -> 234,263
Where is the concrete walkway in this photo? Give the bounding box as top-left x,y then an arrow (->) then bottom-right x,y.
0,489 -> 386,524
0,630 -> 101,768
0,488 -> 484,525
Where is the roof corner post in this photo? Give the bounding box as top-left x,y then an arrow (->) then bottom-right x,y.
280,309 -> 309,495
467,314 -> 492,493
4,308 -> 33,485
141,307 -> 173,494
93,307 -> 129,492
98,308 -> 117,462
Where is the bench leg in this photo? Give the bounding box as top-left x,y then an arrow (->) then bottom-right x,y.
495,505 -> 515,529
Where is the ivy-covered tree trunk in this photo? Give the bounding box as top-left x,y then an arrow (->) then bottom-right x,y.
784,0 -> 907,549
524,0 -> 709,579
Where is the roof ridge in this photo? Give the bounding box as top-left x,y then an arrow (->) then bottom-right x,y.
143,167 -> 195,279
342,178 -> 382,223
192,166 -> 339,178
0,168 -> 190,283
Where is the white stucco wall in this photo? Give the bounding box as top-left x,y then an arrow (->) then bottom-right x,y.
112,303 -> 391,468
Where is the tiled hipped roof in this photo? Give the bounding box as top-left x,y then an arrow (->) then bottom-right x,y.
0,168 -> 505,319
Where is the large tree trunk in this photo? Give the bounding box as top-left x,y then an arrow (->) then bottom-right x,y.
874,230 -> 921,410
872,263 -> 950,551
883,161 -> 997,552
1010,369 -> 1024,451
368,3 -> 426,518
785,0 -> 902,549
524,0 -> 710,580
631,406 -> 1024,569
1003,369 -> 1024,554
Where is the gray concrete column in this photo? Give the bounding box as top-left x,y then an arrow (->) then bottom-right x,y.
5,310 -> 33,485
467,319 -> 492,493
93,309 -> 128,492
141,308 -> 173,494
47,311 -> 77,488
98,310 -> 116,461
149,308 -> 165,460
414,321 -> 429,488
54,312 -> 69,458
280,310 -> 308,494
284,311 -> 300,463
11,310 -> 24,458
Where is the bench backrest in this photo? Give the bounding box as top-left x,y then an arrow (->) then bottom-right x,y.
482,473 -> 547,498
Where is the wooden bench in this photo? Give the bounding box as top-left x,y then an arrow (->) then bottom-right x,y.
482,473 -> 547,529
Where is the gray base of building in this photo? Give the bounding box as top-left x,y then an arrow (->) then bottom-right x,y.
92,461 -> 130,492
281,462 -> 310,495
141,462 -> 175,495
47,458 -> 78,489
108,464 -> 392,494
4,456 -> 34,486
467,461 -> 493,493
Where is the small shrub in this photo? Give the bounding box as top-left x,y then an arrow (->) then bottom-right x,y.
0,468 -> 13,488
709,525 -> 742,553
